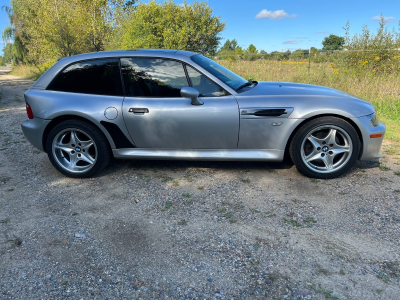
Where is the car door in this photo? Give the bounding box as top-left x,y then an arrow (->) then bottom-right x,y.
121,57 -> 239,149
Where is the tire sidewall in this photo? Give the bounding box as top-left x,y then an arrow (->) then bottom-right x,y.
46,120 -> 110,178
290,117 -> 360,179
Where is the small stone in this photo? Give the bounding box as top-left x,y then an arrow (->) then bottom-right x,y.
75,233 -> 86,238
265,280 -> 271,284
207,278 -> 213,282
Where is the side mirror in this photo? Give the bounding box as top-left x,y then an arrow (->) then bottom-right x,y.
180,87 -> 203,106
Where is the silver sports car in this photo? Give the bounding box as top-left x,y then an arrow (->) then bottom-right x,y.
21,49 -> 385,178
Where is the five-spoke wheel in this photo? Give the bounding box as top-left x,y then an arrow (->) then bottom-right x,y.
46,120 -> 111,178
290,117 -> 360,179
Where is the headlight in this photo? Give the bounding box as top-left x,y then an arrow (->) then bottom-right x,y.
366,111 -> 380,127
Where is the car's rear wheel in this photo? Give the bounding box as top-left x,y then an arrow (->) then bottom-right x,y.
46,120 -> 111,178
289,117 -> 360,179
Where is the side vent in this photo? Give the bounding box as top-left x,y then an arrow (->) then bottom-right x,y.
100,121 -> 136,148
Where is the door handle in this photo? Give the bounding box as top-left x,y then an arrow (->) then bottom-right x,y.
129,108 -> 149,113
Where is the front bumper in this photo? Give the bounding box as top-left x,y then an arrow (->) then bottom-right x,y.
352,115 -> 385,160
21,118 -> 51,152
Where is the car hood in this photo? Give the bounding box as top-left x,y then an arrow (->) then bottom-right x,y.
235,81 -> 375,118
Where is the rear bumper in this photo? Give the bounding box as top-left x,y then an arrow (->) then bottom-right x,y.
352,116 -> 385,160
21,118 -> 50,152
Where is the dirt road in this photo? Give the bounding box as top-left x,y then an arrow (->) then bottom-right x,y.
0,73 -> 399,299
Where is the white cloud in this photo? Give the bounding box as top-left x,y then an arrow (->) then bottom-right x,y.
317,31 -> 329,34
372,16 -> 395,22
255,9 -> 297,20
283,40 -> 298,44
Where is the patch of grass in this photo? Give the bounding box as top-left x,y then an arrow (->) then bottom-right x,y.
177,219 -> 187,226
265,211 -> 276,217
291,199 -> 300,203
394,189 -> 400,193
71,212 -> 79,216
0,176 -> 10,183
253,242 -> 261,251
338,191 -> 348,195
157,174 -> 174,182
197,186 -> 204,190
303,216 -> 317,226
218,208 -> 227,213
182,193 -> 191,198
311,178 -> 320,183
161,201 -> 173,211
267,274 -> 278,282
377,272 -> 390,283
169,211 -> 177,215
250,260 -> 260,265
339,269 -> 345,275
221,201 -> 232,206
311,285 -> 340,299
240,178 -> 250,183
379,165 -> 391,171
62,280 -> 68,285
7,188 -> 14,192
172,179 -> 179,186
250,208 -> 260,213
223,213 -> 233,219
9,65 -> 45,80
283,218 -> 302,227
184,175 -> 194,182
229,219 -> 237,223
0,217 -> 10,224
394,171 -> 400,176
234,204 -> 244,210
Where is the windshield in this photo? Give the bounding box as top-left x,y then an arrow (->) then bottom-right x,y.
190,55 -> 247,91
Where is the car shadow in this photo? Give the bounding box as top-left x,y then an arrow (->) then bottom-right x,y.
100,158 -> 295,177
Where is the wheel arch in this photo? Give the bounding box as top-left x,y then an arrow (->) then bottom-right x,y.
284,114 -> 364,160
42,115 -> 115,153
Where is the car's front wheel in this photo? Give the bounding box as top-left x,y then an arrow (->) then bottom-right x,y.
290,117 -> 360,179
46,120 -> 111,178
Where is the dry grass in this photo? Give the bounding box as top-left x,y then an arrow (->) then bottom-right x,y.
9,65 -> 43,81
219,60 -> 400,141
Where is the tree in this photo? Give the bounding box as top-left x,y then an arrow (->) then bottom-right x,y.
118,0 -> 225,56
2,0 -> 131,63
2,43 -> 13,64
0,56 -> 3,66
259,50 -> 267,55
247,44 -> 258,54
322,34 -> 345,51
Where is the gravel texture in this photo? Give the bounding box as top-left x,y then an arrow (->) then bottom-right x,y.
1,72 -> 400,299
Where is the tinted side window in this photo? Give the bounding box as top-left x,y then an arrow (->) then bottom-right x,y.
121,58 -> 189,97
48,59 -> 123,96
186,66 -> 229,97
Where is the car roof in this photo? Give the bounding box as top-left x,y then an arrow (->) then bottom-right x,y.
34,49 -> 200,89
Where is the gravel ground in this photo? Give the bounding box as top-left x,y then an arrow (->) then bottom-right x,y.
0,72 -> 400,300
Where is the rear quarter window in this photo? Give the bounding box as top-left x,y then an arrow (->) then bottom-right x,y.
47,58 -> 123,96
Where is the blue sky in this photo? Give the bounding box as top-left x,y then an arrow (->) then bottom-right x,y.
1,0 -> 399,55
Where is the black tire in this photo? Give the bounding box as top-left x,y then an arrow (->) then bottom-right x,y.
46,120 -> 112,178
289,117 -> 360,179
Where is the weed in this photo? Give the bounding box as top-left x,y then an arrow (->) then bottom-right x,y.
184,175 -> 194,182
7,188 -> 14,192
291,199 -> 300,203
311,178 -> 320,183
303,216 -> 317,225
161,201 -> 173,211
250,260 -> 260,265
62,280 -> 68,285
265,211 -> 276,217
0,176 -> 10,183
253,242 -> 261,251
71,212 -> 79,216
222,201 -> 232,206
394,171 -> 400,176
172,179 -> 179,186
169,211 -> 177,215
178,220 -> 187,226
339,269 -> 345,275
311,285 -> 340,299
218,208 -> 227,213
267,274 -> 278,282
250,208 -> 260,213
283,218 -> 302,227
182,193 -> 191,198
241,178 -> 250,183
229,219 -> 237,223
197,186 -> 204,190
0,218 -> 10,224
157,174 -> 174,182
376,289 -> 383,294
394,190 -> 400,193
338,191 -> 348,195
379,165 -> 391,171
224,213 -> 233,219
234,204 -> 244,210
377,272 -> 390,283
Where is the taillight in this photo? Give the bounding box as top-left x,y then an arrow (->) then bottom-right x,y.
26,102 -> 34,119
